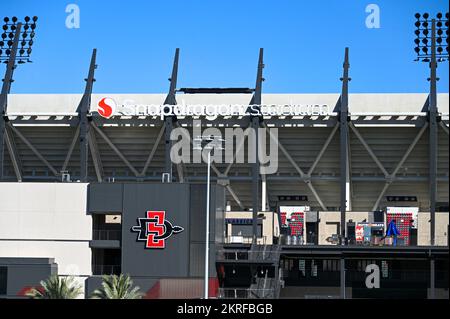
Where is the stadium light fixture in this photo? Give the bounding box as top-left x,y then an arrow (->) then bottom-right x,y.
0,16 -> 38,64
413,12 -> 447,247
0,16 -> 37,181
413,12 -> 449,62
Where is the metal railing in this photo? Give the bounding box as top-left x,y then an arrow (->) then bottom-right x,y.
224,236 -> 268,245
92,264 -> 121,275
218,288 -> 276,299
216,246 -> 280,263
280,234 -> 306,246
92,229 -> 121,241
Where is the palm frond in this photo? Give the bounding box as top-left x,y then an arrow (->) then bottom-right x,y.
91,274 -> 143,299
26,275 -> 82,299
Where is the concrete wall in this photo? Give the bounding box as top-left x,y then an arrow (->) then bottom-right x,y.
418,212 -> 449,246
318,212 -> 370,245
225,211 -> 275,245
0,258 -> 57,298
0,183 -> 91,296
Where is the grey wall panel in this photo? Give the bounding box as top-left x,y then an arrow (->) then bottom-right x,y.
88,183 -> 123,213
0,258 -> 57,298
189,184 -> 206,243
214,185 -> 226,244
189,184 -> 225,243
189,243 -> 217,278
121,183 -> 190,277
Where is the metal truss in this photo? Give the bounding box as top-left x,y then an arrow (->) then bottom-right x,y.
349,122 -> 430,211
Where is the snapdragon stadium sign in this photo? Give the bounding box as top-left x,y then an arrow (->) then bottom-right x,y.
96,97 -> 331,120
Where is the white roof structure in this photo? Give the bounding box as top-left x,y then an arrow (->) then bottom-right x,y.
6,93 -> 449,117
2,93 -> 449,213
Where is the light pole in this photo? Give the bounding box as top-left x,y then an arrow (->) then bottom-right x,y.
0,16 -> 38,180
193,135 -> 225,299
413,12 -> 448,246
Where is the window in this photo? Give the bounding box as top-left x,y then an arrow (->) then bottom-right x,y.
299,259 -> 306,277
323,259 -> 339,272
0,267 -> 7,295
311,260 -> 318,277
381,261 -> 389,278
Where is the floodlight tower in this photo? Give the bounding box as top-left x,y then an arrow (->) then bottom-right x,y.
413,12 -> 449,247
0,16 -> 38,181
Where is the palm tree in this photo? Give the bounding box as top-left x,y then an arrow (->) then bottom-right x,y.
91,274 -> 143,299
26,274 -> 82,299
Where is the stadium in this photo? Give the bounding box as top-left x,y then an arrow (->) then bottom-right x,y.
0,11 -> 449,300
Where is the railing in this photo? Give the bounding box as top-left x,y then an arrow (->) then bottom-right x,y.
93,229 -> 121,241
216,246 -> 280,263
280,234 -> 306,246
218,288 -> 276,299
92,264 -> 121,275
224,236 -> 268,245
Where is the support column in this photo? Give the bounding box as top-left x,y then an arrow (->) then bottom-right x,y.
78,49 -> 97,182
250,48 -> 264,243
339,47 -> 350,242
428,20 -> 438,246
164,117 -> 174,182
0,23 -> 22,180
346,137 -> 352,211
430,257 -> 435,299
163,48 -> 179,183
261,173 -> 267,211
340,258 -> 346,299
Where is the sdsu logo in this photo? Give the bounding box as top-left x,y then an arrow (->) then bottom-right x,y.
97,97 -> 116,118
131,211 -> 184,249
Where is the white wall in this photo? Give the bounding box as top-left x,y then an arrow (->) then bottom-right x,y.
318,212 -> 370,245
417,212 -> 449,246
0,183 -> 91,294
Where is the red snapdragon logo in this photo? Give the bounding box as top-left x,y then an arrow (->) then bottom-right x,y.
97,97 -> 116,118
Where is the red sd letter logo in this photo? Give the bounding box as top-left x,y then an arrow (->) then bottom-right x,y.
97,97 -> 116,118
131,211 -> 184,249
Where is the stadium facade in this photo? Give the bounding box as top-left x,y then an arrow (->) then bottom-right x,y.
0,49 -> 448,299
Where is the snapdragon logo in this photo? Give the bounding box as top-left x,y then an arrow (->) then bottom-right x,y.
97,97 -> 116,118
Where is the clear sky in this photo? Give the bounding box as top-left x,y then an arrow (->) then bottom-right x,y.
1,0 -> 449,93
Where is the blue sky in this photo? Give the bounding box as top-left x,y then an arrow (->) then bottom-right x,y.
1,0 -> 449,93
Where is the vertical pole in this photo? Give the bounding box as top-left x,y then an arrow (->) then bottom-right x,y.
340,258 -> 346,299
428,20 -> 437,246
251,48 -> 264,244
339,47 -> 350,243
430,257 -> 435,299
163,49 -> 179,183
204,150 -> 211,299
0,23 -> 22,180
261,174 -> 267,211
79,49 -> 97,182
164,117 -> 173,182
252,116 -> 260,243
